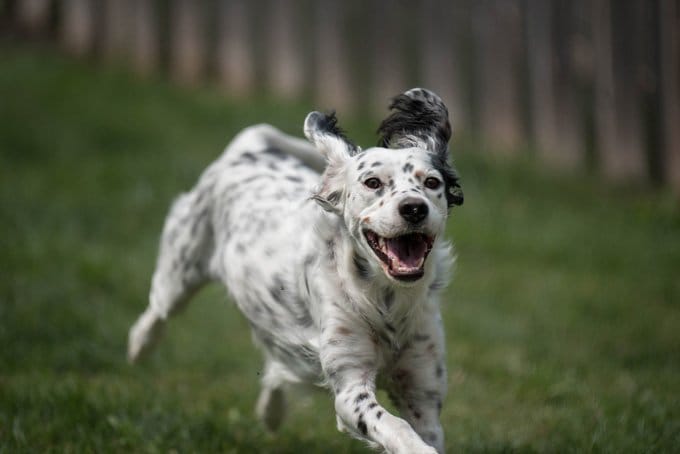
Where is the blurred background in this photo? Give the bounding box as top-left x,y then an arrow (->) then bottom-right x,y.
1,1 -> 679,452
2,0 -> 679,188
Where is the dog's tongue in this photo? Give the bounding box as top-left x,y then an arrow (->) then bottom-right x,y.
385,235 -> 427,273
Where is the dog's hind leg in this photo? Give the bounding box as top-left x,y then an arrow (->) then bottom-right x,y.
128,188 -> 214,363
255,360 -> 288,432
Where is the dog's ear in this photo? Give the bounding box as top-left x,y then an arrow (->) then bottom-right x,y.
304,111 -> 361,163
377,88 -> 463,207
304,111 -> 358,214
377,88 -> 451,155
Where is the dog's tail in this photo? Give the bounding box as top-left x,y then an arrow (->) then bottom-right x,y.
230,123 -> 327,173
127,188 -> 214,363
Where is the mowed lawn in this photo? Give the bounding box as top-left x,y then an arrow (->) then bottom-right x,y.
1,46 -> 679,453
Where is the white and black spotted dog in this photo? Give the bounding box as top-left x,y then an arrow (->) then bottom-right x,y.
128,88 -> 463,453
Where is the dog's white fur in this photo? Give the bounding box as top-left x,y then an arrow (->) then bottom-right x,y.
128,89 -> 463,453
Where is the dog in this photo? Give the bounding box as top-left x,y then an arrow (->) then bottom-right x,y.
127,88 -> 463,453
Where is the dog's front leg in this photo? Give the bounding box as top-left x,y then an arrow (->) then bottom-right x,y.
388,318 -> 448,453
321,320 -> 437,454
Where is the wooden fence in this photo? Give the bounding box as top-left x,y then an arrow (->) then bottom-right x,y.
4,0 -> 680,192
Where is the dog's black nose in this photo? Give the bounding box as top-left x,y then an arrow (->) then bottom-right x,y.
399,198 -> 429,224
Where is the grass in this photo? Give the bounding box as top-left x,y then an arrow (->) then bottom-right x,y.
1,45 -> 679,453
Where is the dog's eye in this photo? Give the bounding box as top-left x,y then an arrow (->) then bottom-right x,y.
424,177 -> 442,190
364,177 -> 383,190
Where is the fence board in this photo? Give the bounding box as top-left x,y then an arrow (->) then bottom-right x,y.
473,0 -> 524,151
130,0 -> 159,76
170,0 -> 206,86
16,0 -> 52,36
60,0 -> 95,56
420,0 -> 468,132
526,0 -> 586,169
314,0 -> 354,113
102,0 -> 131,61
266,0 -> 305,99
594,0 -> 647,180
659,0 -> 680,192
369,0 -> 407,114
217,0 -> 254,96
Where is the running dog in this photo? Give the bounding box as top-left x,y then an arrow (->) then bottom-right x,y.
128,88 -> 463,453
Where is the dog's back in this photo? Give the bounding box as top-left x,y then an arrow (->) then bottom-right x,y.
128,125 -> 324,378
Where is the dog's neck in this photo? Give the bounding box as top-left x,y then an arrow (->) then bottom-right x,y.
321,214 -> 441,346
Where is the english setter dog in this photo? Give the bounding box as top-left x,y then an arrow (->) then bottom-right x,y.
128,88 -> 463,453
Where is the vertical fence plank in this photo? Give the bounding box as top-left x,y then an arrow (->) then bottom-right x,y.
131,0 -> 159,76
102,0 -> 131,61
420,0 -> 468,132
16,0 -> 52,36
266,0 -> 305,99
659,0 -> 680,192
526,0 -> 586,168
170,0 -> 206,86
314,0 -> 354,112
594,0 -> 647,180
217,0 -> 255,96
473,0 -> 524,151
526,0 -> 558,157
369,0 -> 406,114
60,0 -> 95,57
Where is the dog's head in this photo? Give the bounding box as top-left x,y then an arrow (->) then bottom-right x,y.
305,88 -> 463,285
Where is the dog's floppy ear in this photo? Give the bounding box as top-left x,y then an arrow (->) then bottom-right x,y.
304,111 -> 361,163
377,88 -> 463,207
305,111 -> 358,214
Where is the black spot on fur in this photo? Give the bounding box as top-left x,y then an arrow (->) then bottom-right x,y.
239,151 -> 258,163
368,402 -> 378,410
385,323 -> 396,333
436,364 -> 444,378
357,417 -> 368,436
357,161 -> 366,171
383,289 -> 395,309
376,411 -> 383,419
413,334 -> 430,342
371,161 -> 382,167
285,175 -> 303,183
353,254 -> 371,280
355,392 -> 369,403
326,191 -> 342,205
403,163 -> 414,173
263,147 -> 288,159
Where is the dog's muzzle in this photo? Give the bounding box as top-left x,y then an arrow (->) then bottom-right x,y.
363,230 -> 434,282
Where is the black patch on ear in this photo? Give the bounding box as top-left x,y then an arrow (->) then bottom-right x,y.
377,89 -> 451,153
310,111 -> 359,154
430,153 -> 464,208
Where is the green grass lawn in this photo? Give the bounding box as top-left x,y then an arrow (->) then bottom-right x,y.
1,46 -> 679,453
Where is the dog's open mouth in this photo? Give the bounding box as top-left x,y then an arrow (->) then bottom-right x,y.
364,230 -> 434,282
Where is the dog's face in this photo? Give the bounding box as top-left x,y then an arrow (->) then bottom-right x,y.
343,147 -> 448,282
305,89 -> 463,285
